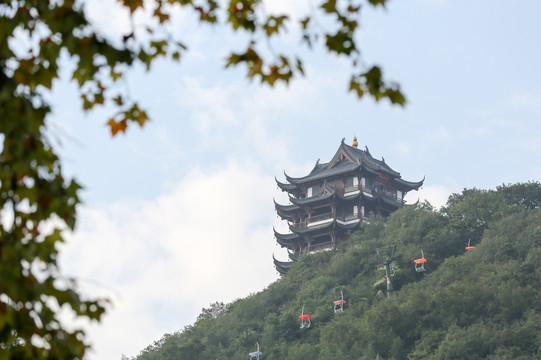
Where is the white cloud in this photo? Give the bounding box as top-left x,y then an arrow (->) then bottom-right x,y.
178,76 -> 241,134
414,0 -> 448,4
60,160 -> 280,359
418,125 -> 456,149
508,91 -> 541,114
84,0 -> 131,43
405,184 -> 451,210
459,125 -> 492,139
84,0 -> 192,47
261,0 -> 311,20
394,141 -> 411,155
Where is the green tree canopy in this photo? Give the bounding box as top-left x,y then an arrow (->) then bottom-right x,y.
131,183 -> 541,360
1,0 -> 405,357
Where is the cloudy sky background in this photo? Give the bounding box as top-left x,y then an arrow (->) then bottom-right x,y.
43,0 -> 541,358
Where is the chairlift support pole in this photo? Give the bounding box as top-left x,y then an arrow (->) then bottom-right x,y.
384,262 -> 393,298
374,245 -> 395,298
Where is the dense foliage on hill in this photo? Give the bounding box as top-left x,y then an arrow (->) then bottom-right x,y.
130,182 -> 541,360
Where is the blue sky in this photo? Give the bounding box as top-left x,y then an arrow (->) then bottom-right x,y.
42,0 -> 541,358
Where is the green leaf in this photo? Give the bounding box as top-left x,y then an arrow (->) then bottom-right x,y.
321,0 -> 337,14
120,0 -> 144,13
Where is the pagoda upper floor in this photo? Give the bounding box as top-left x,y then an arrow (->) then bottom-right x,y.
272,137 -> 424,274
276,138 -> 424,208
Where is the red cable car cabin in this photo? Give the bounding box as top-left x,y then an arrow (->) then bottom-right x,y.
299,314 -> 311,329
333,291 -> 346,313
333,299 -> 346,313
414,250 -> 427,272
465,240 -> 476,251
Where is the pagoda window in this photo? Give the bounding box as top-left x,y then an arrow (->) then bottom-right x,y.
312,205 -> 331,217
345,176 -> 359,192
361,206 -> 365,217
397,190 -> 403,201
353,205 -> 359,216
310,234 -> 332,251
307,185 -> 321,198
374,182 -> 385,193
361,177 -> 366,188
309,205 -> 332,224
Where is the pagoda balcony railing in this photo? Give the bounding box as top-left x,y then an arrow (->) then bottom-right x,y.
344,185 -> 406,204
336,214 -> 372,224
336,214 -> 361,222
308,241 -> 334,252
356,187 -> 404,204
309,213 -> 333,224
293,213 -> 333,227
344,184 -> 372,194
375,189 -> 406,204
292,212 -> 371,228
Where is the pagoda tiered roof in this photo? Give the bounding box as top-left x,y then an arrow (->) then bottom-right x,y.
274,218 -> 360,238
289,190 -> 335,205
273,201 -> 299,212
285,161 -> 361,185
394,176 -> 425,190
336,191 -> 362,201
273,254 -> 294,274
275,178 -> 298,192
280,139 -> 423,192
288,220 -> 334,234
273,228 -> 300,248
272,137 -> 424,274
341,142 -> 400,177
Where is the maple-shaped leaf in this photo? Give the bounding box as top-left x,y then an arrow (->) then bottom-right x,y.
107,118 -> 127,136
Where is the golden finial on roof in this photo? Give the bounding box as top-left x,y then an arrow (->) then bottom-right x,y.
352,135 -> 358,149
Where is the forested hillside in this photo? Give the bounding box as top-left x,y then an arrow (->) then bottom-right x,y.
130,182 -> 541,360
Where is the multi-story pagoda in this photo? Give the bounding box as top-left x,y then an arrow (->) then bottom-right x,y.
273,137 -> 424,274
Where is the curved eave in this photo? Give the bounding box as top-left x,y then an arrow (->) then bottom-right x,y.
290,221 -> 333,234
361,164 -> 381,177
379,195 -> 403,208
285,162 -> 361,185
308,162 -> 329,175
320,162 -> 361,180
394,176 -> 425,191
276,178 -> 298,192
373,161 -> 401,177
277,237 -> 298,248
273,254 -> 294,267
289,191 -> 335,205
274,228 -> 299,240
276,208 -> 294,220
273,255 -> 294,274
336,221 -> 361,231
288,250 -> 299,261
274,229 -> 300,247
343,144 -> 400,177
274,200 -> 300,213
361,193 -> 377,203
284,169 -> 325,185
337,191 -> 361,201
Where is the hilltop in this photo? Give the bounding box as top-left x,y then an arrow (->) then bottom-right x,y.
130,182 -> 541,360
